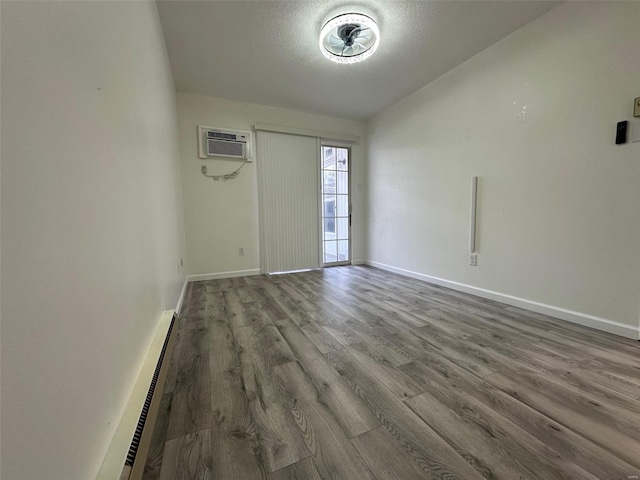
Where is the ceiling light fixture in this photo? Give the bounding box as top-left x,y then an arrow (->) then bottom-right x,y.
319,13 -> 380,64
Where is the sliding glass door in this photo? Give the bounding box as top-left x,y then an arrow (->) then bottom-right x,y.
321,146 -> 350,266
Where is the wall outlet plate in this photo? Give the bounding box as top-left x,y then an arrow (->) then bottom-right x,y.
634,97 -> 640,118
631,122 -> 640,143
469,253 -> 477,266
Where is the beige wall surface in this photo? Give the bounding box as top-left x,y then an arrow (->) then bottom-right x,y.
367,2 -> 640,334
0,2 -> 187,479
177,93 -> 366,276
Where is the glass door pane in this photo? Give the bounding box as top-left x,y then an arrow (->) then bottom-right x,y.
321,146 -> 350,266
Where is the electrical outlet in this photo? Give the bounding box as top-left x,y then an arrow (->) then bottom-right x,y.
469,254 -> 477,266
238,246 -> 245,256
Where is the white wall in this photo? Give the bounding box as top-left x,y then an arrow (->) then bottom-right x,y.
1,2 -> 187,479
177,93 -> 366,276
367,2 -> 640,337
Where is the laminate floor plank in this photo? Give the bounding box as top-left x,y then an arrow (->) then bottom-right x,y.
325,348 -> 486,480
357,298 -> 431,328
232,326 -> 310,472
142,392 -> 173,480
157,429 -> 213,480
344,342 -> 424,400
407,324 -> 498,378
309,285 -> 412,345
163,286 -> 193,393
401,305 -> 640,403
281,308 -> 343,354
467,331 -> 640,411
280,301 -> 364,350
218,277 -> 234,292
351,426 -> 437,480
222,287 -> 244,309
208,312 -> 241,385
209,378 -> 267,479
164,325 -> 185,395
275,285 -> 365,345
285,276 -> 415,366
279,276 -> 321,305
448,303 -> 640,368
331,301 -> 402,339
256,325 -> 297,367
249,286 -> 274,305
380,322 -> 499,380
273,362 -> 377,480
406,383 -> 600,480
204,284 -> 225,310
246,275 -> 279,295
485,370 -> 640,468
266,457 -> 321,480
184,285 -> 208,331
534,324 -> 640,364
410,319 -> 640,433
412,322 -> 640,439
504,304 -> 640,354
328,266 -> 423,296
226,301 -> 253,330
533,337 -> 640,382
399,356 -> 640,480
319,321 -> 363,345
236,285 -> 256,304
241,301 -> 276,332
356,333 -> 415,367
147,266 -> 640,480
319,288 -> 499,380
253,295 -> 292,325
361,289 -> 463,331
424,305 -> 542,343
406,309 -> 640,415
166,326 -> 212,440
522,344 -> 640,400
272,316 -> 380,438
413,285 -> 640,367
272,279 -> 318,312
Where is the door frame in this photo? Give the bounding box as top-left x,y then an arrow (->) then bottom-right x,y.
319,141 -> 352,267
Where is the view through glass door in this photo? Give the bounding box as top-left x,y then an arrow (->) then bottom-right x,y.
321,146 -> 350,266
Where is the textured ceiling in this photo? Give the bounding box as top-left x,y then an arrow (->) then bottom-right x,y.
157,0 -> 560,120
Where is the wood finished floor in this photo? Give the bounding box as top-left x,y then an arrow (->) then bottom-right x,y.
143,266 -> 640,480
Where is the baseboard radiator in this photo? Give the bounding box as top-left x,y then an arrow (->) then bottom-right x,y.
96,310 -> 179,480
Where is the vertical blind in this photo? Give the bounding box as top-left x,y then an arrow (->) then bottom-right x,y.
256,131 -> 320,273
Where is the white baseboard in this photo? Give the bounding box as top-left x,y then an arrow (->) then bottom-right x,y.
96,310 -> 177,480
187,269 -> 261,282
175,277 -> 189,315
351,259 -> 366,265
365,260 -> 639,340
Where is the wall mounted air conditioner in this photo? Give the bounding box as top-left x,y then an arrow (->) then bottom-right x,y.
198,126 -> 252,160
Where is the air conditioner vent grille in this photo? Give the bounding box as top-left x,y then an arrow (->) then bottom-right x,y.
207,139 -> 245,158
207,131 -> 238,141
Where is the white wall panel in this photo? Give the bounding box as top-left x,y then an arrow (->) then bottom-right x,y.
366,2 -> 640,331
1,2 -> 187,478
257,131 -> 320,273
176,93 -> 366,275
